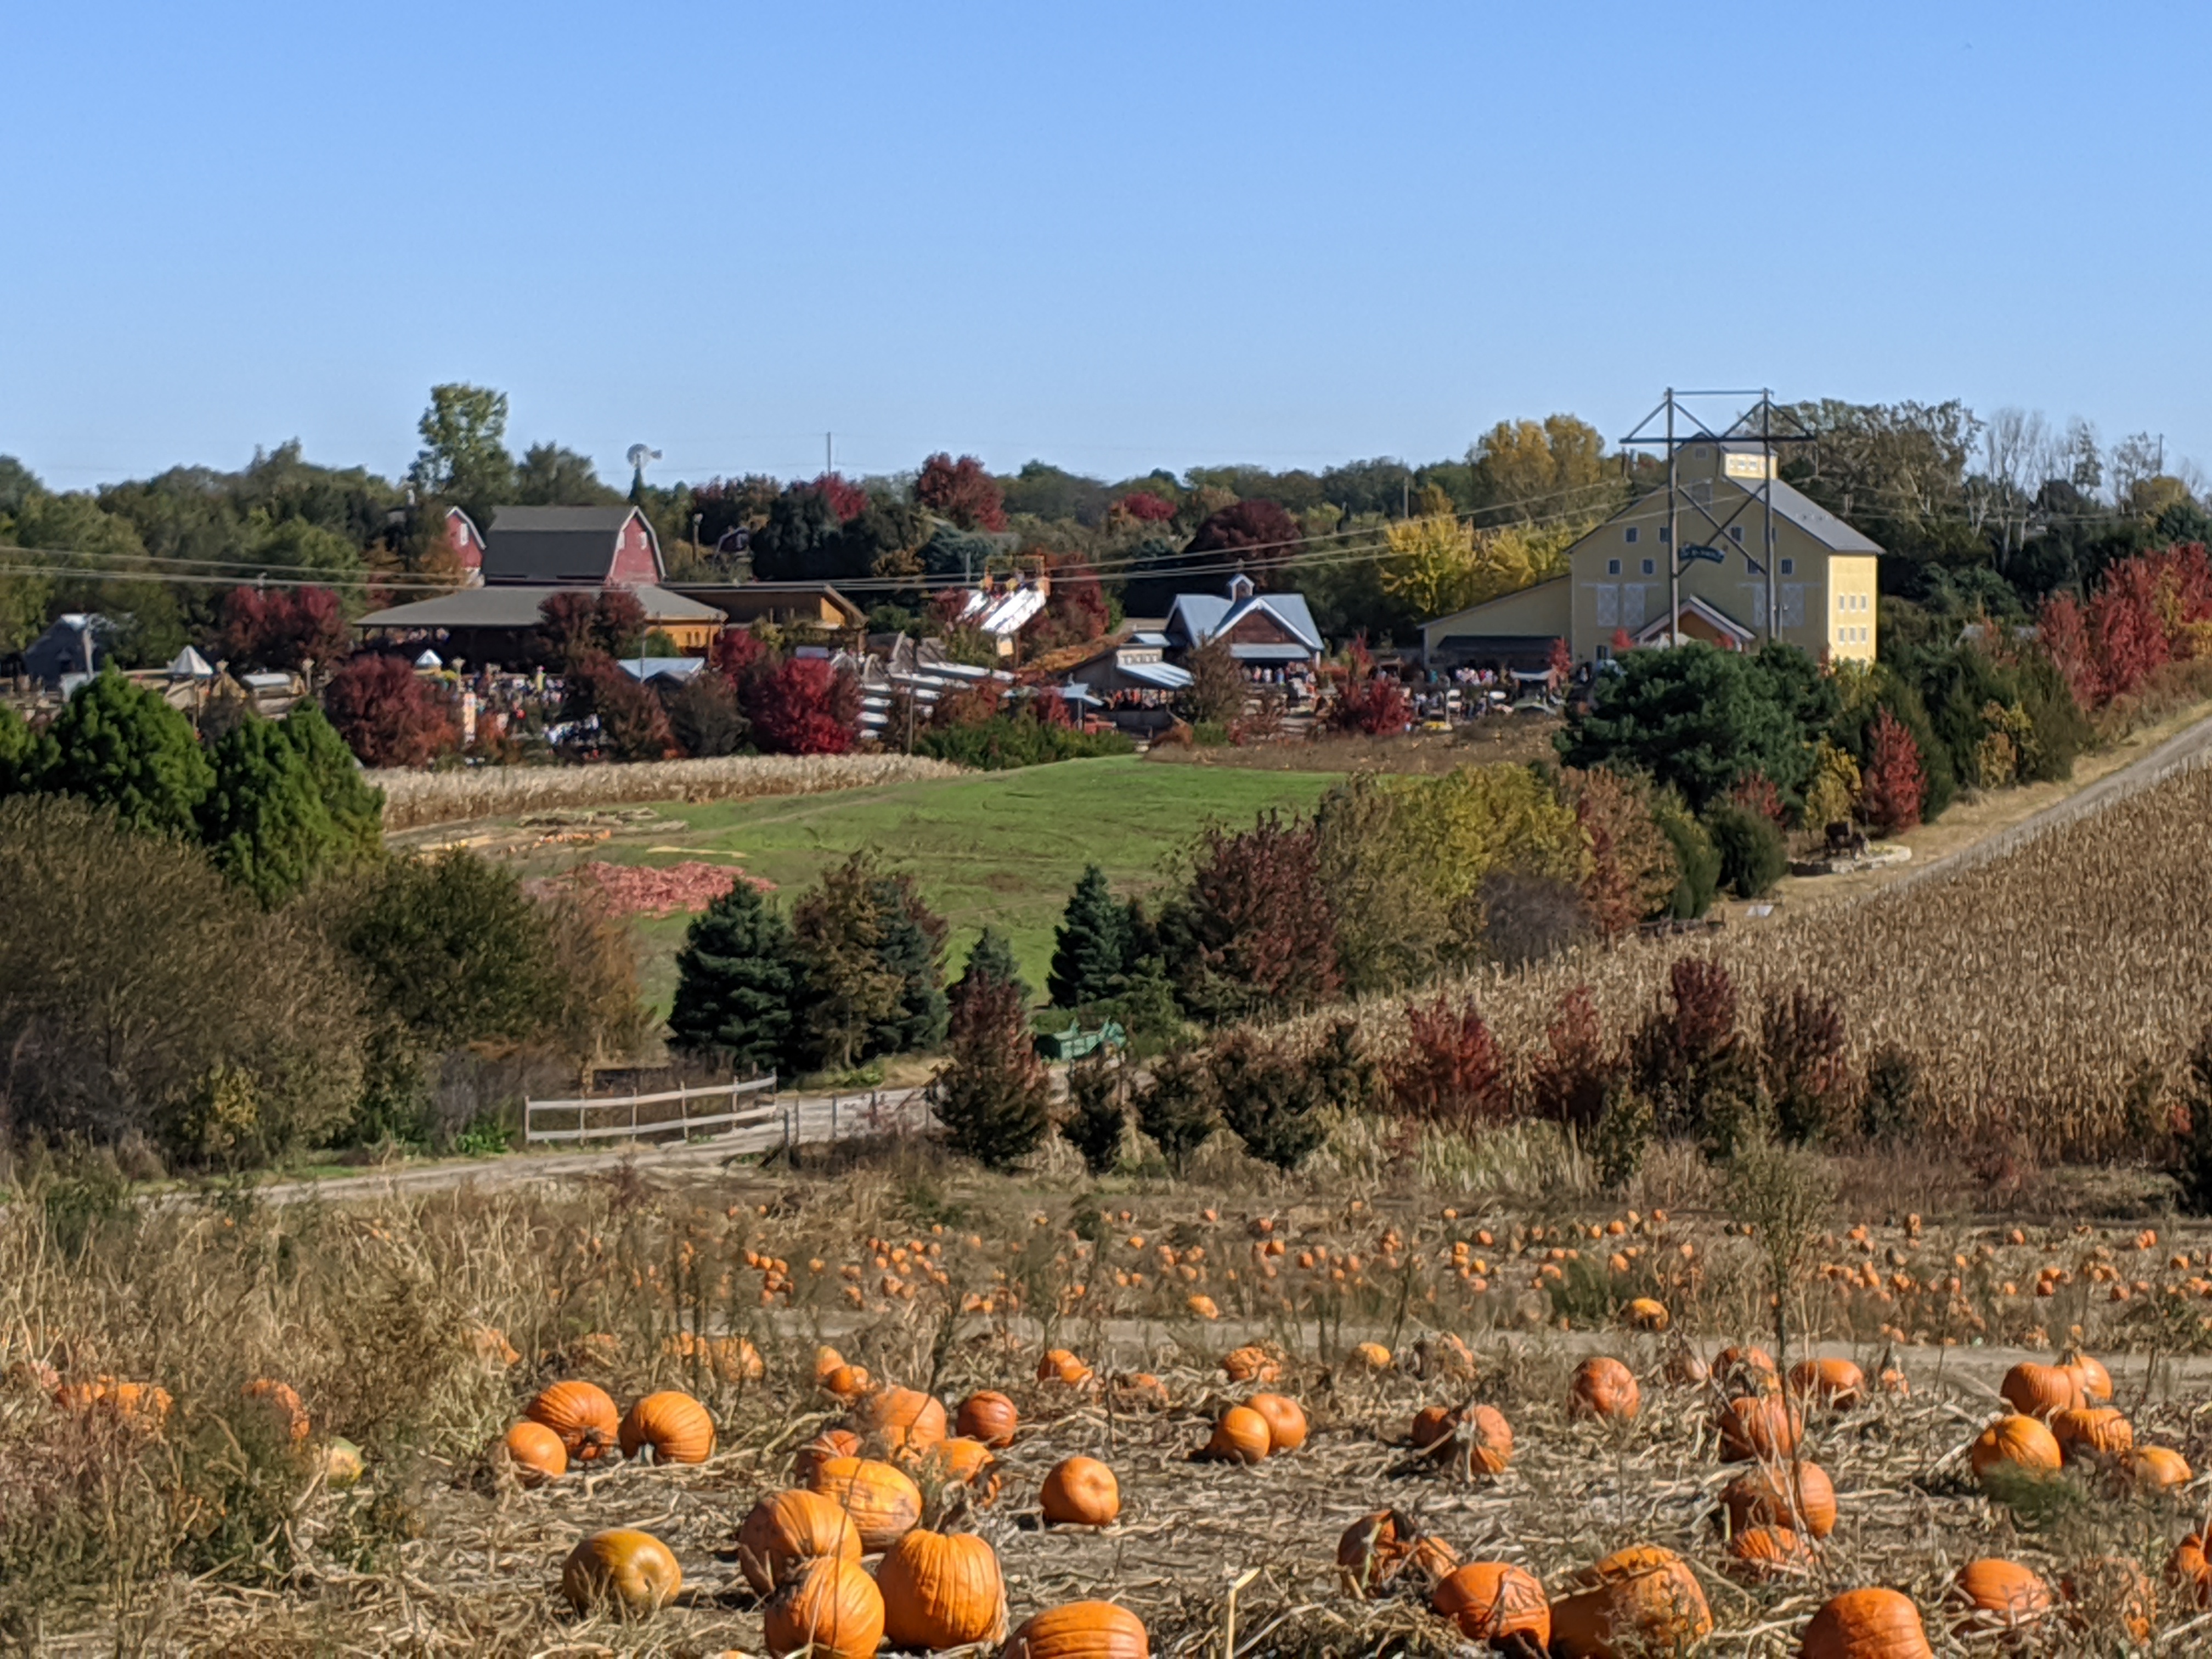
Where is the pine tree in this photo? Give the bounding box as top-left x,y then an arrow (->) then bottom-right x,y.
957,926 -> 1030,1006
932,970 -> 1051,1171
1133,1043 -> 1218,1175
200,713 -> 338,906
789,851 -> 902,1071
1211,1029 -> 1329,1171
1061,1052 -> 1127,1176
668,880 -> 801,1077
39,668 -> 213,837
868,868 -> 949,1055
1048,864 -> 1128,1010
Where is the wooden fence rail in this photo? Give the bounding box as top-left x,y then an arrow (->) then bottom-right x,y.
524,1075 -> 780,1146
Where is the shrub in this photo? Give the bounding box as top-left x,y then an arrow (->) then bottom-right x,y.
1557,641 -> 1811,810
1589,1083 -> 1655,1192
1857,1043 -> 1922,1145
323,653 -> 458,768
1564,767 -> 1679,938
1702,801 -> 1786,898
1306,1015 -> 1380,1114
563,655 -> 675,760
1389,995 -> 1508,1127
667,879 -> 801,1077
198,708 -> 383,905
1478,870 -> 1587,967
1627,958 -> 1758,1152
665,667 -> 749,758
913,715 -> 1132,770
1060,1053 -> 1127,1176
1652,794 -> 1720,918
1526,984 -> 1615,1131
1209,1029 -> 1329,1172
2175,1031 -> 2212,1216
1758,986 -> 1849,1146
35,669 -> 213,837
1132,1043 -> 1217,1174
1857,707 -> 1926,834
932,970 -> 1051,1172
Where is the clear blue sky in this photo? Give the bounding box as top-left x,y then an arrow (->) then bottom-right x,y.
6,2 -> 2209,493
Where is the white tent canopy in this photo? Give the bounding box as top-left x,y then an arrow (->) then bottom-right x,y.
165,645 -> 215,679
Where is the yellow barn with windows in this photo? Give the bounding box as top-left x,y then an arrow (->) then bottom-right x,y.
1421,442 -> 1881,670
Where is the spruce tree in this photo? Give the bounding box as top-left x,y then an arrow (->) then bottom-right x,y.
668,879 -> 802,1077
867,868 -> 949,1055
200,713 -> 338,906
791,853 -> 902,1072
957,926 -> 1030,1005
1048,864 -> 1127,1010
1061,1052 -> 1127,1176
1133,1043 -> 1218,1175
39,668 -> 212,837
932,970 -> 1051,1171
285,703 -> 385,863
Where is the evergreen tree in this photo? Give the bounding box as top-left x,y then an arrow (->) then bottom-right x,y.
285,702 -> 385,864
1048,864 -> 1128,1009
957,926 -> 1031,1006
1211,1028 -> 1330,1171
0,702 -> 41,797
38,669 -> 213,838
1061,1052 -> 1127,1176
200,713 -> 338,905
1133,1043 -> 1218,1175
668,879 -> 802,1077
791,851 -> 902,1071
932,969 -> 1051,1171
868,868 -> 949,1055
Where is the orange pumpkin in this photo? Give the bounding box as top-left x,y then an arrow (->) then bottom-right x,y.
1720,1461 -> 1836,1539
526,1380 -> 620,1464
823,1363 -> 873,1400
2062,1556 -> 2155,1643
1787,1357 -> 1865,1412
1353,1340 -> 1395,1369
1570,1357 -> 1640,1421
1950,1558 -> 2052,1634
618,1390 -> 715,1464
1246,1393 -> 1307,1454
1461,1404 -> 1513,1475
1431,1561 -> 1549,1648
797,1427 -> 865,1482
2121,1444 -> 2193,1492
1548,1544 -> 1712,1658
877,1527 -> 1006,1650
1036,1347 -> 1092,1386
1220,1345 -> 1280,1384
763,1555 -> 884,1659
737,1488 -> 863,1595
1798,1588 -> 1932,1659
813,1344 -> 848,1382
500,1420 -> 567,1486
1723,1525 -> 1813,1581
241,1378 -> 310,1443
54,1378 -> 172,1427
1207,1404 -> 1272,1464
663,1329 -> 763,1381
2167,1534 -> 2211,1610
1970,1414 -> 2063,1489
855,1385 -> 947,1457
805,1455 -> 923,1552
1625,1297 -> 1670,1332
2050,1405 -> 2131,1465
956,1389 -> 1018,1447
1337,1510 -> 1423,1595
1714,1344 -> 1777,1387
1039,1455 -> 1120,1526
1110,1373 -> 1171,1410
466,1325 -> 520,1368
917,1435 -> 1001,1496
2061,1346 -> 2113,1403
561,1528 -> 682,1616
1409,1404 -> 1457,1453
1999,1361 -> 2080,1420
1717,1394 -> 1801,1463
1002,1600 -> 1149,1659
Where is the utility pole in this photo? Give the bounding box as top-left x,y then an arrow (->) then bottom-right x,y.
1666,389 -> 1678,651
826,432 -> 834,475
1762,389 -> 1777,644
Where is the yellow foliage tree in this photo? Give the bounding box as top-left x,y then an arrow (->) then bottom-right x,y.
1379,512 -> 1480,619
1470,415 -> 1615,523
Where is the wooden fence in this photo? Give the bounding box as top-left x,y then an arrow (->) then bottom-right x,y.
523,1075 -> 780,1147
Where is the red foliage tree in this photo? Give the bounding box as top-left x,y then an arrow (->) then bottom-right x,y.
1566,768 -> 1673,939
1173,812 -> 1340,1018
2036,543 -> 2212,707
1113,490 -> 1176,523
929,676 -> 1005,729
1324,638 -> 1412,735
1032,556 -> 1111,647
1546,636 -> 1573,679
1729,770 -> 1787,825
217,584 -> 350,671
2036,591 -> 2096,706
1526,985 -> 1615,1130
710,625 -> 769,680
566,656 -> 675,760
1858,706 -> 1926,834
1186,499 -> 1300,579
1389,995 -> 1508,1127
915,453 -> 1007,532
809,471 -> 870,524
1028,684 -> 1074,728
1610,627 -> 1634,654
751,657 -> 858,754
321,653 -> 459,768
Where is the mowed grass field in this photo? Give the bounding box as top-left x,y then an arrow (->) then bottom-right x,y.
517,757 -> 1339,1017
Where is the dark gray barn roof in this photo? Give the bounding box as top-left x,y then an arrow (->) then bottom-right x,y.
482,505 -> 652,582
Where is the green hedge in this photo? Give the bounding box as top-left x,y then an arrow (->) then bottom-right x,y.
913,716 -> 1135,771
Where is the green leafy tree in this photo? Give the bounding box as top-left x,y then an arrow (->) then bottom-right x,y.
0,702 -> 42,795
37,669 -> 213,837
930,969 -> 1051,1171
957,926 -> 1030,1006
336,851 -> 558,1052
1048,865 -> 1128,1010
667,879 -> 801,1077
1556,641 -> 1810,811
409,384 -> 515,523
513,442 -> 617,506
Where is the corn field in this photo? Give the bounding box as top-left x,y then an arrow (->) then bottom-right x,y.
1351,750 -> 2212,1161
373,753 -> 964,830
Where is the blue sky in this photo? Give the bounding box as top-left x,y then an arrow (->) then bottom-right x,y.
5,2 -> 2208,492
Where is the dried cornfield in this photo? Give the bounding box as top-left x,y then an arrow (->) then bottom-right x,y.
373,753 -> 965,831
1344,751 -> 2212,1161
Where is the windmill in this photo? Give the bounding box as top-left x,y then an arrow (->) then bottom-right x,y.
627,442 -> 662,501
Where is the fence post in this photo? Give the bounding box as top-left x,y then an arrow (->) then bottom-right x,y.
831,1094 -> 838,1141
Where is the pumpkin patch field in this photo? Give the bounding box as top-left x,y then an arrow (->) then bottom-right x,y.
7,1150 -> 2212,1654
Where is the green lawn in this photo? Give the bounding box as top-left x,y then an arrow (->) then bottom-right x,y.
532,758 -> 1340,1016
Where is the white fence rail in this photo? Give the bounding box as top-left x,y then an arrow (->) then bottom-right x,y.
524,1076 -> 780,1146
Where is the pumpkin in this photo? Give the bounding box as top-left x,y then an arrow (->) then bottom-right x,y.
1717,1394 -> 1801,1463
322,1436 -> 365,1486
1788,1358 -> 1865,1412
1548,1544 -> 1712,1659
618,1390 -> 715,1464
1432,1561 -> 1549,1650
805,1455 -> 923,1552
2060,1346 -> 2113,1403
1663,1348 -> 1709,1387
1040,1455 -> 1120,1525
855,1385 -> 947,1456
1246,1392 -> 1307,1454
664,1329 -> 764,1382
1461,1404 -> 1513,1475
1207,1404 -> 1273,1464
1797,1588 -> 1933,1659
797,1427 -> 865,1482
2062,1556 -> 2154,1643
1714,1344 -> 1776,1388
2051,1405 -> 2131,1465
561,1528 -> 682,1617
55,1378 -> 172,1426
1220,1345 -> 1280,1384
1570,1357 -> 1640,1421
956,1389 -> 1019,1447
823,1363 -> 873,1400
877,1528 -> 1006,1649
738,1488 -> 862,1595
1353,1340 -> 1395,1370
501,1420 -> 567,1486
1949,1558 -> 2052,1633
1998,1361 -> 2079,1420
1037,1348 -> 1092,1386
1110,1373 -> 1171,1410
241,1378 -> 311,1442
1626,1297 -> 1669,1332
1720,1461 -> 1836,1539
2167,1534 -> 2210,1610
1409,1404 -> 1457,1453
1001,1600 -> 1149,1659
919,1436 -> 1001,1497
467,1324 -> 520,1367
763,1555 -> 884,1659
813,1344 -> 848,1383
1722,1525 -> 1813,1581
1338,1509 -> 1418,1595
2121,1444 -> 2192,1492
1970,1414 -> 2063,1488
526,1380 -> 619,1463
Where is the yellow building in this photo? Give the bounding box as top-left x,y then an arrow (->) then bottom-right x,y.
1421,442 -> 1881,669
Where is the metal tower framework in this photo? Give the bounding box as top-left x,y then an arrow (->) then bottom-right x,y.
1618,389 -> 1817,648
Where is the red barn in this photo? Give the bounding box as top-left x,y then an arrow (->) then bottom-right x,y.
479,505 -> 663,586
